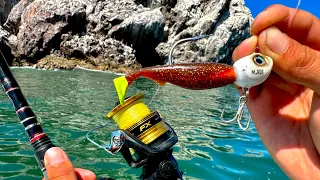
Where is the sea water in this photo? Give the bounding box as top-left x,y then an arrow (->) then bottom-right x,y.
0,68 -> 288,180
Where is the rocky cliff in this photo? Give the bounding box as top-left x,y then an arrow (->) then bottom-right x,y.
0,0 -> 253,73
0,0 -> 20,25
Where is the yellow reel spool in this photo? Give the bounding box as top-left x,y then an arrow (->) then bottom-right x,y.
107,93 -> 169,145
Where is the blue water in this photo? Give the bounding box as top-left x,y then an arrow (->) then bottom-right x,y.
0,68 -> 288,179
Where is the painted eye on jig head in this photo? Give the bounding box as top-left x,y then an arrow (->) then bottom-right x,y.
253,55 -> 266,66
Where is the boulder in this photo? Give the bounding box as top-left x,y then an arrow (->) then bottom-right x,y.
86,0 -> 146,34
156,0 -> 253,65
60,33 -> 137,67
108,8 -> 165,66
16,0 -> 87,61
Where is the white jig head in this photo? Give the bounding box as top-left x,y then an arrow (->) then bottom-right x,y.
233,53 -> 273,88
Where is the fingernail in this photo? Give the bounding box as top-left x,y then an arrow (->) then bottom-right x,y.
44,147 -> 67,167
266,27 -> 288,55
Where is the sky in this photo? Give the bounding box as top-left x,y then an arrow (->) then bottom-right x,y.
245,0 -> 320,18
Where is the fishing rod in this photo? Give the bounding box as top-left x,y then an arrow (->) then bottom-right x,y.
0,38 -> 114,180
0,38 -> 55,179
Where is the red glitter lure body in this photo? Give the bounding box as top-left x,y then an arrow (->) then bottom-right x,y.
125,63 -> 236,89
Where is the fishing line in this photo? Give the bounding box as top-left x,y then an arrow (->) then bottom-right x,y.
249,0 -> 302,33
148,85 -> 160,106
249,0 -> 301,53
296,0 -> 301,10
290,0 -> 301,27
129,79 -> 161,107
0,50 -> 7,65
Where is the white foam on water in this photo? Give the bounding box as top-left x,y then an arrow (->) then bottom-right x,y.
10,66 -> 36,69
10,65 -> 125,76
74,66 -> 125,75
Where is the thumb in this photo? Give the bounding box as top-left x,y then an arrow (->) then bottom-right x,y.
44,147 -> 77,180
258,26 -> 320,94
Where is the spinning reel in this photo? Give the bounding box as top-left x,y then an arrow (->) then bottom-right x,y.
87,93 -> 183,180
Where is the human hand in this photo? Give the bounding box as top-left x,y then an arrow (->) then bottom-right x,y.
43,147 -> 96,180
233,4 -> 320,179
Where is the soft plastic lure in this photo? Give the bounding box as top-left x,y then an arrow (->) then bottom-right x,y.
114,53 -> 273,105
113,52 -> 273,130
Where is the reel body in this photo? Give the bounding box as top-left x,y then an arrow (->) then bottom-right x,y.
87,93 -> 182,179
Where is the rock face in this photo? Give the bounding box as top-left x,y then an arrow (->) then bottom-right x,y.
0,0 -> 20,25
4,0 -> 33,35
108,8 -> 166,66
16,0 -> 88,61
157,0 -> 252,64
0,0 -> 253,72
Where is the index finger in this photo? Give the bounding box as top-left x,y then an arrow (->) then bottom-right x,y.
232,36 -> 258,61
252,4 -> 320,50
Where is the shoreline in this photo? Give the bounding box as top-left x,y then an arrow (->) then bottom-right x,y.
11,55 -> 136,75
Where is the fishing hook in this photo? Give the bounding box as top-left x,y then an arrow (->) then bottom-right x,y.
168,34 -> 213,65
220,88 -> 251,130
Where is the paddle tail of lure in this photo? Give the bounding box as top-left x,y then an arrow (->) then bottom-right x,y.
113,76 -> 129,105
